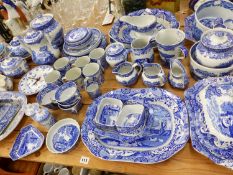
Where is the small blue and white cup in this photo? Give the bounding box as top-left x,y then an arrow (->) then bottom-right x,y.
62,67 -> 84,90
155,28 -> 188,66
131,37 -> 154,64
72,56 -> 91,70
89,48 -> 108,69
84,79 -> 101,99
53,57 -> 71,76
82,63 -> 104,85
58,97 -> 82,114
44,70 -> 63,86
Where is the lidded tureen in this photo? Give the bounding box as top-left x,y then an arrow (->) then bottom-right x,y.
195,28 -> 233,68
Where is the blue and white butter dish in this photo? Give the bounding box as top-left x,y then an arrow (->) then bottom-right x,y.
94,98 -> 123,130
9,125 -> 44,161
116,104 -> 145,136
46,118 -> 80,153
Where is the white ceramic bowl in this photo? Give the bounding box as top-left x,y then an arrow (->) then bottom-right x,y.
190,42 -> 233,79
46,118 -> 80,153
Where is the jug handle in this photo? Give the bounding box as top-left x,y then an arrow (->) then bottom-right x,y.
132,63 -> 142,75
175,45 -> 188,60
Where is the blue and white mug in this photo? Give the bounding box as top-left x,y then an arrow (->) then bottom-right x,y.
44,70 -> 63,86
53,57 -> 71,76
89,48 -> 108,69
155,28 -> 188,66
84,78 -> 101,99
131,37 -> 154,64
83,63 -> 104,85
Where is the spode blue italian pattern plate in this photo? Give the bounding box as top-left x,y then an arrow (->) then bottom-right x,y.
81,88 -> 189,164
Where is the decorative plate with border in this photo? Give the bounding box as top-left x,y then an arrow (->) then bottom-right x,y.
18,65 -> 53,95
82,88 -> 189,164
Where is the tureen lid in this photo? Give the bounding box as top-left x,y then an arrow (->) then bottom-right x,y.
30,13 -> 54,30
201,28 -> 233,50
106,43 -> 124,56
0,57 -> 23,71
65,28 -> 89,43
24,30 -> 44,44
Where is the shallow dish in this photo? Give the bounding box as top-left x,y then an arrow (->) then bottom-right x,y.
82,88 -> 189,164
46,118 -> 80,153
10,125 -> 44,161
18,65 -> 53,95
94,98 -> 123,130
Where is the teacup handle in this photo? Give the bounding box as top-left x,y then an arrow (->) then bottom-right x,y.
62,77 -> 67,82
132,63 -> 142,75
158,72 -> 165,85
176,45 -> 188,59
71,63 -> 76,68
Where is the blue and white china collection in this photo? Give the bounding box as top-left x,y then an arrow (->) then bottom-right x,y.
0,1 -> 233,170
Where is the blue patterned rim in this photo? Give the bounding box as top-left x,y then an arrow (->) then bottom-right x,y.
30,14 -> 54,30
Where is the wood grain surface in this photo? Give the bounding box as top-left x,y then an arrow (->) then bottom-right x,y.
0,1 -> 232,174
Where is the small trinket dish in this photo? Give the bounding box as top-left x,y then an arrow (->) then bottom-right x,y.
116,104 -> 145,136
9,125 -> 44,161
46,118 -> 80,153
94,98 -> 123,130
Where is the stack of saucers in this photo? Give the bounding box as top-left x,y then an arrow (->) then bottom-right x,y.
63,27 -> 107,57
185,76 -> 233,170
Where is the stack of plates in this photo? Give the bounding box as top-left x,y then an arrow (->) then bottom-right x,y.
63,27 -> 107,57
185,76 -> 233,170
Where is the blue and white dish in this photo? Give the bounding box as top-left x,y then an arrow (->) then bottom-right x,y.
116,104 -> 145,136
105,43 -> 128,67
9,36 -> 30,59
0,91 -> 27,141
94,98 -> 123,130
9,125 -> 44,161
63,28 -> 102,57
0,57 -> 29,78
82,88 -> 189,163
195,28 -> 233,68
189,42 -> 233,80
55,81 -> 81,105
46,118 -> 80,153
18,65 -> 53,95
185,76 -> 233,170
169,59 -> 189,89
109,8 -> 179,48
36,84 -> 59,109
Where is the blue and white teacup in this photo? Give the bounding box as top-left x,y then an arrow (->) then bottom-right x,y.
131,37 -> 154,64
44,70 -> 63,86
53,57 -> 71,76
89,48 -> 108,69
55,81 -> 81,106
58,97 -> 82,114
142,63 -> 166,87
62,67 -> 84,90
155,28 -> 188,66
83,63 -> 104,85
84,79 -> 101,99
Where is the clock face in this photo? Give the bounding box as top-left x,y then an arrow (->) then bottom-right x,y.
18,65 -> 53,95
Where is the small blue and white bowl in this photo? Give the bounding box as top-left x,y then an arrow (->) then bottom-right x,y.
46,118 -> 80,153
116,104 -> 145,136
94,98 -> 123,130
36,84 -> 59,109
55,81 -> 81,106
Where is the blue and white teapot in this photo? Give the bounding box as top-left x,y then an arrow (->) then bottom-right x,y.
20,30 -> 60,65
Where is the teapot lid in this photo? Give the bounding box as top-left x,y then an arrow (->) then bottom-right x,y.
106,43 -> 124,56
201,28 -> 233,50
30,13 -> 54,30
0,57 -> 23,71
65,28 -> 89,43
24,30 -> 44,44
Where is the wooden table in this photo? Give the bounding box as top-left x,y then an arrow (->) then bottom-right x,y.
0,2 -> 233,175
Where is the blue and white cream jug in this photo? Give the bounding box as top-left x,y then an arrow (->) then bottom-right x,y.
20,30 -> 60,65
